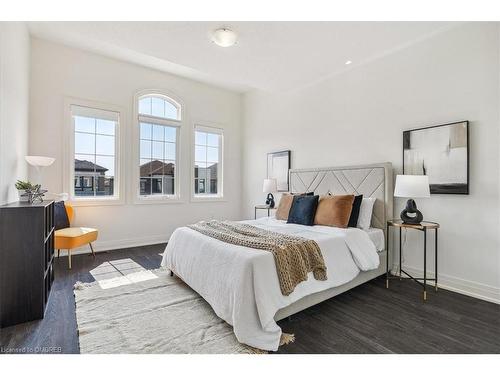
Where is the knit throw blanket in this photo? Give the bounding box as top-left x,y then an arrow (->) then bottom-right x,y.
188,220 -> 327,296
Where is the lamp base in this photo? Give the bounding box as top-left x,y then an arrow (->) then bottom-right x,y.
265,193 -> 275,208
400,199 -> 423,224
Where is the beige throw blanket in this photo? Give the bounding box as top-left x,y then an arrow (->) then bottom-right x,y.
188,220 -> 327,296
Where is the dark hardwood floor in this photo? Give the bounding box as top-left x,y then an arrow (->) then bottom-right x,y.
1,244 -> 499,354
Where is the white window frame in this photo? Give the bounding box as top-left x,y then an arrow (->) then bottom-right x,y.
63,98 -> 124,207
133,90 -> 183,204
191,124 -> 224,202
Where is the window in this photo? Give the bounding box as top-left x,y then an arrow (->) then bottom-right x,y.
137,94 -> 181,198
194,126 -> 223,198
71,105 -> 119,200
138,95 -> 180,121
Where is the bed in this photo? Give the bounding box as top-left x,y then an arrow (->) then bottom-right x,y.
161,162 -> 393,351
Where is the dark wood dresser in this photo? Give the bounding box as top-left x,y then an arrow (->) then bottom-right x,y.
0,200 -> 55,327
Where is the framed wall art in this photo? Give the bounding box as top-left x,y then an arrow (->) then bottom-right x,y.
403,121 -> 469,194
267,150 -> 291,192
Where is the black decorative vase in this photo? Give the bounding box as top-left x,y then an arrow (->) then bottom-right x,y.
400,199 -> 423,224
265,193 -> 275,208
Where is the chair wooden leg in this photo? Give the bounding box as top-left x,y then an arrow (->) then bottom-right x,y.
89,243 -> 96,258
57,249 -> 60,258
68,250 -> 72,269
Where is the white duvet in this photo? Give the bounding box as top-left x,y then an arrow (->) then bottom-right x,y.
161,217 -> 380,351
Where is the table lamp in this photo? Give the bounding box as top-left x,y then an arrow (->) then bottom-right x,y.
263,178 -> 277,208
394,175 -> 430,224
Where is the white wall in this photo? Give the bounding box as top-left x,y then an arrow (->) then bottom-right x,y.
0,22 -> 30,205
29,38 -> 242,250
242,23 -> 500,302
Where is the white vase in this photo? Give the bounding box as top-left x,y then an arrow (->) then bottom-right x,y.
18,189 -> 29,202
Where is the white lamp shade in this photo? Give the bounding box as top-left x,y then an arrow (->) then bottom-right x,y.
394,175 -> 430,198
263,178 -> 277,193
25,156 -> 55,167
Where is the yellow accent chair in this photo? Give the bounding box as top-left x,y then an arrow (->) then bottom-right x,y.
54,203 -> 98,269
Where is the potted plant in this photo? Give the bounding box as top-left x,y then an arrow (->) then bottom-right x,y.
15,180 -> 34,202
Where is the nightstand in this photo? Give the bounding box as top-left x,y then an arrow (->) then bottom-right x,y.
254,204 -> 275,219
386,219 -> 440,301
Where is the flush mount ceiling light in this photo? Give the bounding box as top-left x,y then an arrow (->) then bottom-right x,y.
211,28 -> 238,47
345,60 -> 352,65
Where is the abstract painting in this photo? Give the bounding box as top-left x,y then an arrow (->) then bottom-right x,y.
267,150 -> 291,192
403,121 -> 469,194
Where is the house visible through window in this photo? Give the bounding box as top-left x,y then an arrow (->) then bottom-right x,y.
137,94 -> 181,197
71,105 -> 119,199
194,126 -> 222,197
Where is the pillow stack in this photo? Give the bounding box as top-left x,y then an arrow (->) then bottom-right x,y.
275,192 -> 376,229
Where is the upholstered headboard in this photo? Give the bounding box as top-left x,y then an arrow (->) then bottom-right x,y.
289,162 -> 393,234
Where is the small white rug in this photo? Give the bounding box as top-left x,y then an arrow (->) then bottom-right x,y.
74,268 -> 292,354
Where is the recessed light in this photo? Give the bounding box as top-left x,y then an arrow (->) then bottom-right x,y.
345,60 -> 352,65
211,28 -> 238,47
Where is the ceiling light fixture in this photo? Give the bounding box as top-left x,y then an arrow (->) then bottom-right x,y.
345,60 -> 352,65
211,28 -> 238,47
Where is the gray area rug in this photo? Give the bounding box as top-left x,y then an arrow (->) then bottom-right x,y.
74,268 -> 292,353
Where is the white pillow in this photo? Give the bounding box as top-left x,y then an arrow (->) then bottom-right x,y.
357,197 -> 376,230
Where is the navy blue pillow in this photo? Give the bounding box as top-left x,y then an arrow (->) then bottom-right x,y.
54,201 -> 70,230
348,194 -> 363,227
287,195 -> 319,226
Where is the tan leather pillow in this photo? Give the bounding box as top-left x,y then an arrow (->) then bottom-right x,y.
275,193 -> 294,220
314,194 -> 355,228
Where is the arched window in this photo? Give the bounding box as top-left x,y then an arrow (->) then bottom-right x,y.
138,95 -> 181,121
137,93 -> 181,198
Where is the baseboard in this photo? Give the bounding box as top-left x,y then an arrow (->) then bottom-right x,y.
392,263 -> 500,304
57,234 -> 169,257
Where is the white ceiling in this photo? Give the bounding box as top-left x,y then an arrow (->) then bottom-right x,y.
28,22 -> 458,93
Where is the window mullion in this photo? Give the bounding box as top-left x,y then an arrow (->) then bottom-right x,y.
138,114 -> 180,127
93,118 -> 97,197
162,123 -> 165,195
205,138 -> 208,194
219,135 -> 222,194
149,123 -> 153,196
